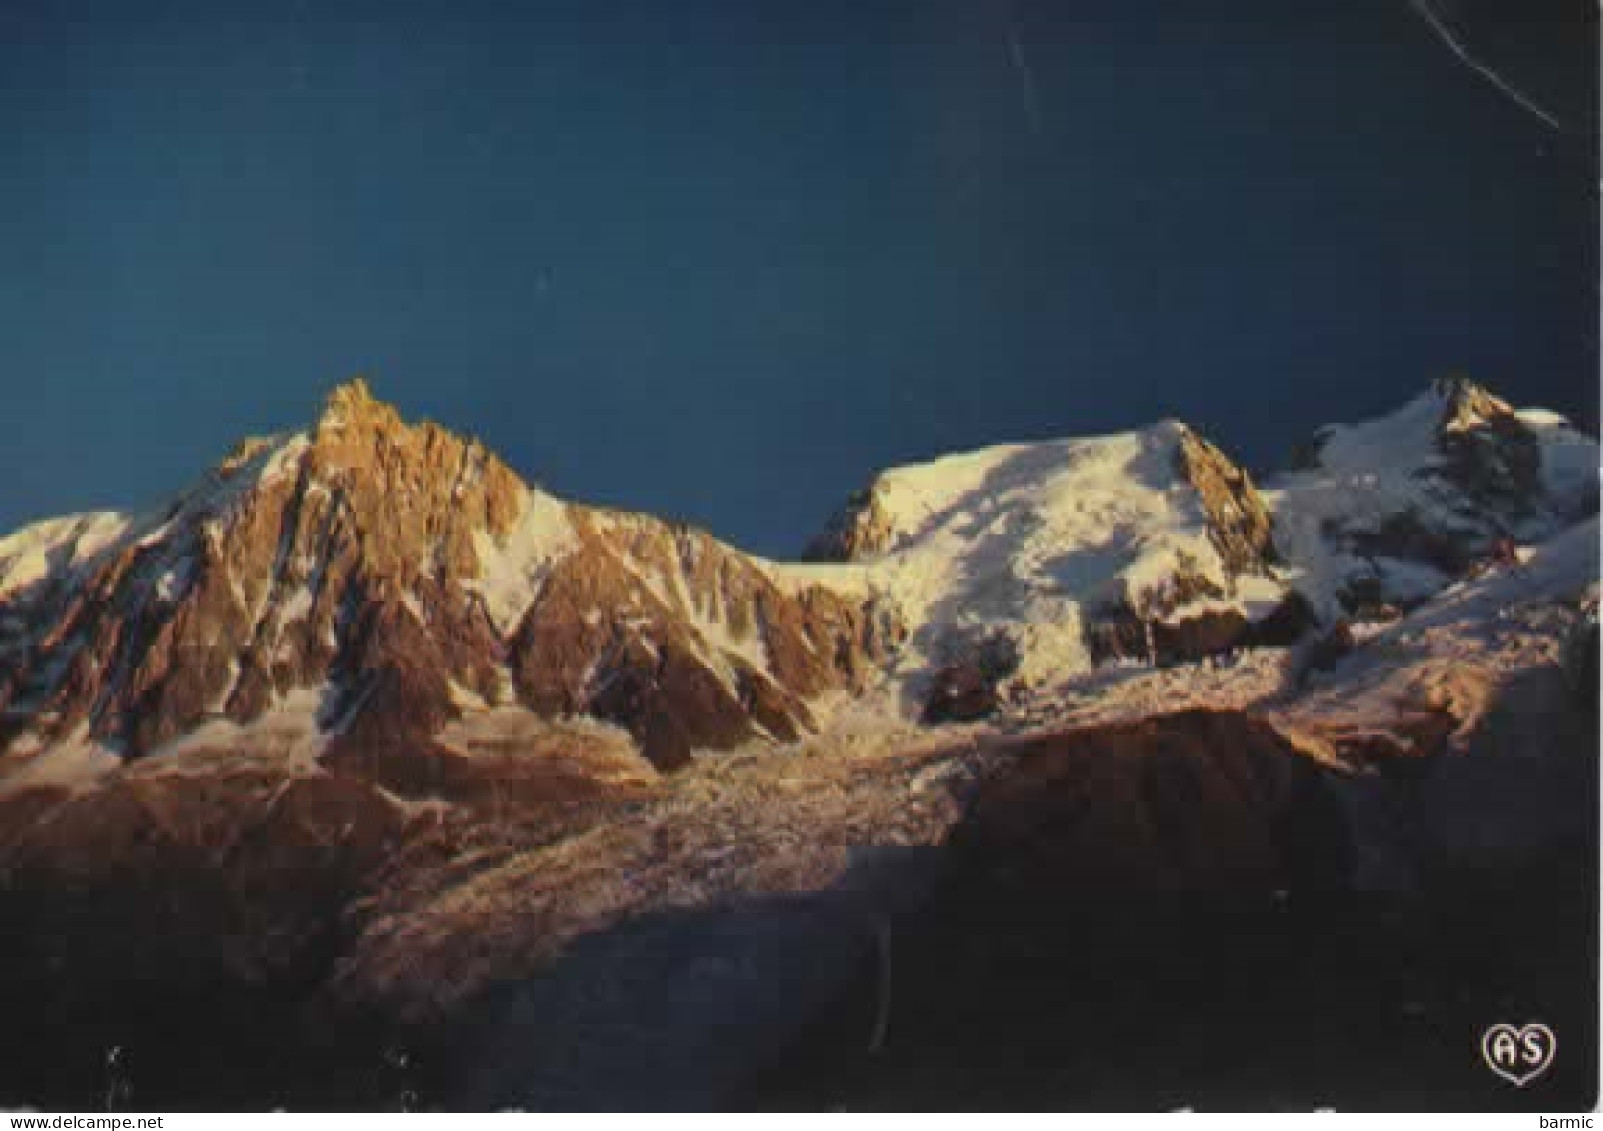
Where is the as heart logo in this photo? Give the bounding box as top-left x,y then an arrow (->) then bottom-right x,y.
1481,1023 -> 1556,1087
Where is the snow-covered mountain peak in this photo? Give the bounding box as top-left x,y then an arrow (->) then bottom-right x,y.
1287,376 -> 1590,508
1268,378 -> 1596,620
806,420 -> 1298,692
802,380 -> 1594,704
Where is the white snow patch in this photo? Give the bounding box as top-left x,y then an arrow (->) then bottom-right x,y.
1519,409 -> 1599,514
279,584 -> 315,626
448,679 -> 492,713
463,488 -> 579,632
0,431 -> 319,608
165,432 -> 310,528
133,687 -> 331,777
0,511 -> 135,598
1305,388 -> 1447,478
400,589 -> 427,625
0,724 -> 123,797
153,557 -> 196,603
689,592 -> 771,693
765,559 -> 875,598
1389,516 -> 1597,636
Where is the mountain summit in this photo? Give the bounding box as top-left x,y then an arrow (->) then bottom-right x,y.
803,419 -> 1307,687
0,380 -> 894,778
3,376 -> 1591,784
0,374 -> 1594,1109
1268,376 -> 1597,619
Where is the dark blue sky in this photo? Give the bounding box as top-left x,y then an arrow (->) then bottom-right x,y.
2,0 -> 1595,556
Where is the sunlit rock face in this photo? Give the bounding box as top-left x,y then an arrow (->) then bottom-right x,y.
0,378 -> 896,774
803,483 -> 898,563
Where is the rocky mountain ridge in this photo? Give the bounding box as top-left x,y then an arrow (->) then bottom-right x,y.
0,378 -> 895,777
2,376 -> 1592,785
0,372 -> 1594,1110
804,376 -> 1593,698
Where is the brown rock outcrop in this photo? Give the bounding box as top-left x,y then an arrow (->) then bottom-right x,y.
1083,430 -> 1302,669
802,484 -> 898,562
948,710 -> 1349,897
923,662 -> 999,724
1431,376 -> 1543,515
1174,426 -> 1279,578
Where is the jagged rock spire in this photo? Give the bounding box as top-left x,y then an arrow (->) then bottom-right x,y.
315,375 -> 401,438
1433,373 -> 1515,435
